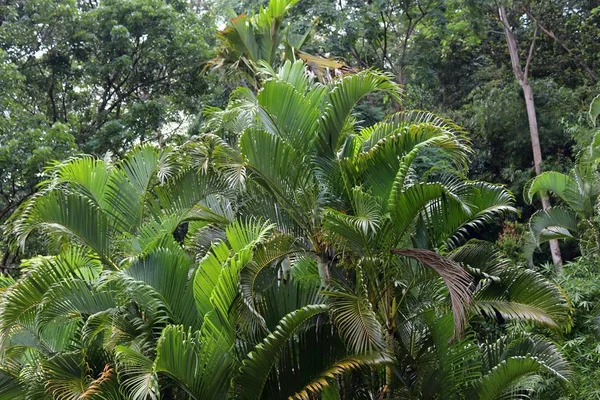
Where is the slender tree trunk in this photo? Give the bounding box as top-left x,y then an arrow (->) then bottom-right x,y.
499,6 -> 563,270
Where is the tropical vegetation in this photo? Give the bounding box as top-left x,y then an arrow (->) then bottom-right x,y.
1,0 -> 599,398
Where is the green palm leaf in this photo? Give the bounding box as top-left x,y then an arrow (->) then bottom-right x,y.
324,270 -> 386,354
478,335 -> 569,400
154,324 -> 234,399
525,171 -> 585,212
12,192 -> 114,266
255,78 -> 322,154
235,304 -> 329,400
525,207 -> 579,263
0,249 -> 102,335
392,248 -> 473,336
0,369 -> 23,399
37,278 -> 117,326
318,71 -> 401,157
124,248 -> 197,329
115,345 -> 159,400
473,267 -> 571,330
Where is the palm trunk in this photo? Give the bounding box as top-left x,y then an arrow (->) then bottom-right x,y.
499,6 -> 563,270
316,256 -> 330,282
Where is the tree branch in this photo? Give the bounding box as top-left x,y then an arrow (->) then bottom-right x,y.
524,8 -> 598,83
524,23 -> 538,81
498,6 -> 525,83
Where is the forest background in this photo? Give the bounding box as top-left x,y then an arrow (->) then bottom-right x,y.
1,0 -> 600,398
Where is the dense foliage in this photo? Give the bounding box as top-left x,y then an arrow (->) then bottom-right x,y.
0,0 -> 599,398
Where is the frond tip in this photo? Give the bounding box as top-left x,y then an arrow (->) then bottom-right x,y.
392,248 -> 473,337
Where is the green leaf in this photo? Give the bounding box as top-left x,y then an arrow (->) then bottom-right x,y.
473,267 -> 571,331
324,271 -> 386,354
525,171 -> 585,212
590,94 -> 600,126
115,345 -> 159,400
235,304 -> 329,400
125,248 -> 197,328
318,71 -> 401,157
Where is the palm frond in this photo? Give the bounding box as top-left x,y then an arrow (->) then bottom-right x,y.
472,267 -> 571,331
524,207 -> 579,265
437,182 -> 516,250
0,249 -> 102,335
256,78 -> 321,154
318,71 -> 401,157
154,324 -> 234,399
235,304 -> 329,399
115,345 -> 160,400
291,353 -> 390,400
124,248 -> 197,328
478,335 -> 569,400
240,128 -> 313,229
392,248 -> 472,337
0,369 -> 24,398
37,278 -> 117,326
225,218 -> 275,253
12,192 -> 114,266
525,171 -> 585,212
324,270 -> 386,354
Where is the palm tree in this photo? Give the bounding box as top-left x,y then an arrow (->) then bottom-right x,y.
199,60 -> 572,398
211,0 -> 349,88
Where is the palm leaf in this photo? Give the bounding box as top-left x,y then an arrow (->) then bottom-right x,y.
154,324 -> 234,399
324,270 -> 386,354
0,249 -> 102,335
124,248 -> 197,329
525,171 -> 585,212
478,336 -> 569,400
392,248 -> 473,337
235,304 -> 329,399
590,93 -> 600,126
255,77 -> 321,154
318,71 -> 401,157
525,207 -> 579,263
37,278 -> 117,326
12,192 -> 114,266
115,345 -> 160,400
472,267 -> 571,330
0,369 -> 24,399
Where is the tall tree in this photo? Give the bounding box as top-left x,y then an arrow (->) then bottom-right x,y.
0,0 -> 214,234
498,5 -> 563,269
0,0 -> 213,154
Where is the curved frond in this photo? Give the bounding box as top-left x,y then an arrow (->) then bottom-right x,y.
154,324 -> 234,399
235,304 -> 329,400
525,171 -> 584,212
318,71 -> 401,156
324,272 -> 386,354
115,345 -> 160,400
392,248 -> 472,336
473,268 -> 571,331
528,207 -> 579,246
124,248 -> 197,328
0,369 -> 24,398
12,192 -> 113,265
291,353 -> 390,400
256,78 -> 322,154
0,249 -> 102,335
478,336 -> 569,400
